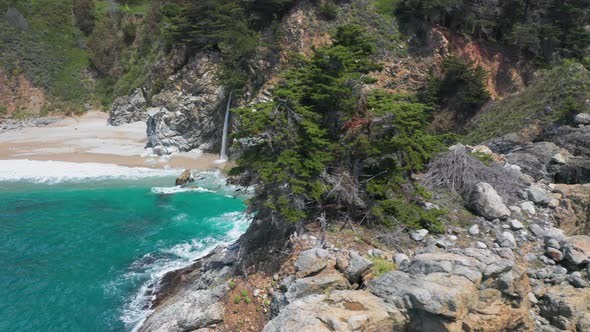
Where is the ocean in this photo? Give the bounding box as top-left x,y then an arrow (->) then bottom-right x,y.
0,160 -> 251,331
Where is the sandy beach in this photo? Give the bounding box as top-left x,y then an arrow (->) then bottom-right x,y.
0,112 -> 224,170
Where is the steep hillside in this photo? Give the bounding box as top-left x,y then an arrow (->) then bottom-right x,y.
465,62 -> 590,144
0,1 -> 91,116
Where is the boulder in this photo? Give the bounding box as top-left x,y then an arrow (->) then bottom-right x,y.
527,186 -> 551,205
469,224 -> 480,235
561,236 -> 590,266
175,169 -> 194,186
467,182 -> 511,220
529,224 -> 545,238
342,251 -> 373,284
108,88 -> 148,126
574,113 -> 590,125
539,285 -> 590,331
496,231 -> 516,248
139,285 -> 225,332
263,290 -> 403,332
295,248 -> 330,277
509,219 -> 524,230
520,201 -> 536,215
410,229 -> 429,241
394,253 -> 410,266
551,153 -> 567,165
368,271 -> 478,319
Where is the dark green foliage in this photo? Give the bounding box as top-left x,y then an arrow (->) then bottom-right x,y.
396,0 -> 590,63
87,17 -> 124,77
73,0 -> 95,35
0,1 -> 90,103
420,56 -> 490,126
319,1 -> 339,20
233,25 -> 448,232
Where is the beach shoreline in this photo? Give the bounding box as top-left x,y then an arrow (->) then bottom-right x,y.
0,112 -> 224,170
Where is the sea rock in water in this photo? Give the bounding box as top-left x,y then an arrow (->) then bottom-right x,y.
175,169 -> 194,186
108,88 -> 148,126
467,182 -> 511,220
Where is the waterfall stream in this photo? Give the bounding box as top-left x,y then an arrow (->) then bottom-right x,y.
219,91 -> 232,161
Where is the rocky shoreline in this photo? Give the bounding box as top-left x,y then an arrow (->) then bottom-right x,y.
136,116 -> 590,332
0,116 -> 63,132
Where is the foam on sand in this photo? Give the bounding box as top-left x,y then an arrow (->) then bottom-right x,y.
0,159 -> 180,184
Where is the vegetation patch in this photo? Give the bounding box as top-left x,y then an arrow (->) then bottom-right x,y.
464,62 -> 590,144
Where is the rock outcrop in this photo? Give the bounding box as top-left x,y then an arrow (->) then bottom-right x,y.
146,52 -> 227,155
139,245 -> 240,332
108,88 -> 148,126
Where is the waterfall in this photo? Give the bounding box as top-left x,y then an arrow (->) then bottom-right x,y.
219,91 -> 232,161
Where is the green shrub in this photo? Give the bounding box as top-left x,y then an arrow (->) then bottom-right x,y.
240,289 -> 248,297
244,296 -> 252,304
370,257 -> 396,277
234,295 -> 242,304
372,0 -> 399,17
318,2 -> 339,20
420,56 -> 490,126
228,280 -> 236,289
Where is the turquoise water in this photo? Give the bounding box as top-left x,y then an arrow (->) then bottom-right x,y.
0,171 -> 249,332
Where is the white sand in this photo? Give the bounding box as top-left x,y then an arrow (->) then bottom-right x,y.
0,112 -> 224,170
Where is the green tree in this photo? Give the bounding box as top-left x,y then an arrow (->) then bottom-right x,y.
73,0 -> 96,35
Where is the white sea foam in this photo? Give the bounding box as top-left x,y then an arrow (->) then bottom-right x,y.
121,211 -> 253,331
150,186 -> 214,194
0,159 -> 181,184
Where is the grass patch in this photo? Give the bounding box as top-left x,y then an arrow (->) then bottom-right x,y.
370,257 -> 396,277
371,0 -> 399,17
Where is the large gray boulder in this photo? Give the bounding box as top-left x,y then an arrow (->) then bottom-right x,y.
108,88 -> 148,126
526,185 -> 551,205
263,290 -> 403,332
368,270 -> 478,319
574,113 -> 590,125
294,248 -> 330,277
467,182 -> 511,220
342,251 -> 373,284
561,236 -> 590,266
139,285 -> 225,332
